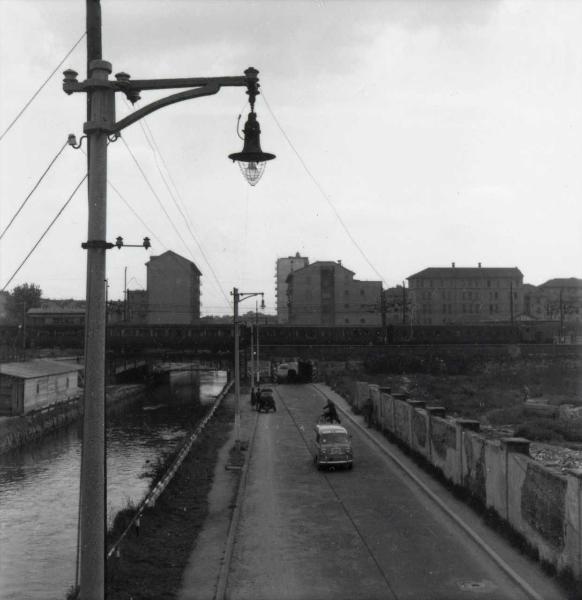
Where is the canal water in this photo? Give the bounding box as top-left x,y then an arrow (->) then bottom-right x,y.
0,369 -> 227,600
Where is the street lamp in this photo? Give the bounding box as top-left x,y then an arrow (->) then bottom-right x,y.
64,2 -> 275,598
228,82 -> 276,186
231,288 -> 264,451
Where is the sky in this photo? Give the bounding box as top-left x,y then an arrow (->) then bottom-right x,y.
1,0 -> 581,316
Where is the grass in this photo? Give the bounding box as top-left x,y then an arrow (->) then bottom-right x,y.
325,354 -> 582,443
105,400 -> 235,599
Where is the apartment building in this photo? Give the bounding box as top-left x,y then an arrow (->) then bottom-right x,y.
407,263 -> 523,325
287,260 -> 382,325
275,253 -> 309,323
146,251 -> 201,324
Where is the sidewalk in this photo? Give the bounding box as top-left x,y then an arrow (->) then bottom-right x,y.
177,391 -> 256,600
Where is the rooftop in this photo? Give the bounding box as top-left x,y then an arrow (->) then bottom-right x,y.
0,359 -> 83,379
409,267 -> 523,279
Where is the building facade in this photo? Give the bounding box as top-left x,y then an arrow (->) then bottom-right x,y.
522,278 -> 582,323
287,261 -> 382,325
126,289 -> 148,324
275,253 -> 309,323
146,251 -> 201,324
407,264 -> 523,325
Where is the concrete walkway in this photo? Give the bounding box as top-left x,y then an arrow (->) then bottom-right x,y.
178,391 -> 255,600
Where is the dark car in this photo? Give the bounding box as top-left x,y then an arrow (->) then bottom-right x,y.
257,388 -> 276,412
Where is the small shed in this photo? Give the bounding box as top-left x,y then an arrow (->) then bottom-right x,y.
0,359 -> 83,416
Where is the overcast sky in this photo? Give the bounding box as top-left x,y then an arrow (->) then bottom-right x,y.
1,0 -> 581,315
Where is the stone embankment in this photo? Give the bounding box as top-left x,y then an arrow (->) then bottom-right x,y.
0,384 -> 144,454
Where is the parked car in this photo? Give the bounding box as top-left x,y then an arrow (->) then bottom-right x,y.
313,424 -> 353,470
257,388 -> 276,412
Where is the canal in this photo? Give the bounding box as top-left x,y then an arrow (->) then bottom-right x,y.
0,369 -> 227,600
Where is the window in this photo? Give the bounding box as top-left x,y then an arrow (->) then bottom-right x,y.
344,303 -> 349,309
344,318 -> 350,323
360,318 -> 366,323
36,382 -> 40,394
360,289 -> 365,296
344,290 -> 349,296
487,280 -> 491,288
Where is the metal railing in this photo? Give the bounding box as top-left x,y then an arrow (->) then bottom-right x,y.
106,379 -> 233,560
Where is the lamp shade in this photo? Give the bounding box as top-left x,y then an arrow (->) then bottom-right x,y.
229,111 -> 275,186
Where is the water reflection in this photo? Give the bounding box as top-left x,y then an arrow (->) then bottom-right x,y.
0,369 -> 226,600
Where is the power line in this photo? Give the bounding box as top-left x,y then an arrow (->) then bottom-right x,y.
0,32 -> 86,143
2,174 -> 87,291
120,136 -> 196,262
80,146 -> 167,250
261,92 -> 388,287
135,110 -> 232,308
0,139 -> 69,241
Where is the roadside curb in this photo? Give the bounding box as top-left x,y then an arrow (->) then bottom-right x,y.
214,403 -> 259,600
312,383 -> 545,600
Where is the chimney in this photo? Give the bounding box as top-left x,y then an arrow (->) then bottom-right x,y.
338,260 -> 342,266
478,262 -> 482,268
451,262 -> 455,268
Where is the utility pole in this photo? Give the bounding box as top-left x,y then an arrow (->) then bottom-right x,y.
402,281 -> 406,325
255,301 -> 260,387
559,287 -> 564,341
77,3 -> 107,597
233,288 -> 241,449
124,267 -> 128,322
509,281 -> 513,325
231,288 -> 264,451
66,4 -> 273,596
249,319 -> 254,391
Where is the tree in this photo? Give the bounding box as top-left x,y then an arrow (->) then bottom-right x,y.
7,283 -> 42,323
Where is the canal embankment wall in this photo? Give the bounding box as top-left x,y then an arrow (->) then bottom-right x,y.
0,385 -> 145,454
343,381 -> 582,582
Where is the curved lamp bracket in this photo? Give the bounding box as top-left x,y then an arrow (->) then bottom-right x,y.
113,83 -> 221,134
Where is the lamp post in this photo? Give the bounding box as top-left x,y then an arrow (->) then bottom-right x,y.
65,3 -> 275,598
255,300 -> 261,387
231,288 -> 264,451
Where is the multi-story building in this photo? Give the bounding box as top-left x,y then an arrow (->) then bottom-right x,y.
407,263 -> 523,325
146,251 -> 201,324
275,253 -> 309,323
382,285 -> 411,325
287,260 -> 382,325
523,278 -> 582,323
126,289 -> 148,324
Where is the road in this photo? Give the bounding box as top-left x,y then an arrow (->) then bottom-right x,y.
225,384 -> 568,600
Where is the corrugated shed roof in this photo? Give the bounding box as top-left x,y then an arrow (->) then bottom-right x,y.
408,267 -> 522,279
0,359 -> 83,379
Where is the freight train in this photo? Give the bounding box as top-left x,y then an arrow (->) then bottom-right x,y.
0,320 -> 576,352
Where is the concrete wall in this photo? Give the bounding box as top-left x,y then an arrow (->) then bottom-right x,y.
349,381 -> 582,579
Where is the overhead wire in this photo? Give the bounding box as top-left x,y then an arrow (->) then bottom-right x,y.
132,108 -> 232,308
0,32 -> 86,142
0,139 -> 69,241
119,136 -> 193,256
80,146 -> 167,250
261,91 -> 388,288
1,174 -> 87,291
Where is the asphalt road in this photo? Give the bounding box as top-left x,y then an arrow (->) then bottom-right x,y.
225,384 -> 568,600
